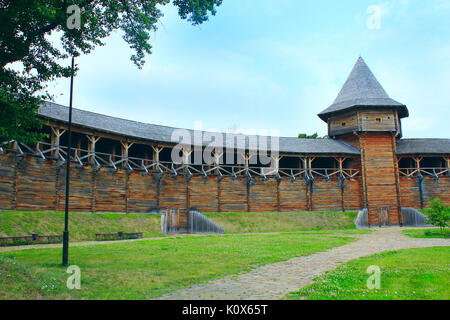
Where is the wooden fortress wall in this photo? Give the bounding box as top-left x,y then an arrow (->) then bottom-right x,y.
1,154 -> 448,213
1,154 -> 364,213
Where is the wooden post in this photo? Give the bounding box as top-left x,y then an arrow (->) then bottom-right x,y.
121,141 -> 134,168
445,157 -> 450,177
91,168 -> 97,213
125,170 -> 130,213
391,134 -> 403,225
414,156 -> 424,209
336,157 -> 345,211
151,146 -> 163,209
213,152 -> 223,213
272,155 -> 281,212
51,127 -> 66,158
246,153 -> 254,213
306,157 -> 315,211
152,146 -> 163,167
87,135 -> 101,166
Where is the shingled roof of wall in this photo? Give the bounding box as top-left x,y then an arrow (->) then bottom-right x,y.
396,139 -> 450,155
318,57 -> 409,122
39,102 -> 360,155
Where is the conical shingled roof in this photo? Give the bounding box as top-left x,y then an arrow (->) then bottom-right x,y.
318,57 -> 409,122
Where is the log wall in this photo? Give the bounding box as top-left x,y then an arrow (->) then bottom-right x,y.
311,178 -> 342,211
127,172 -> 158,213
1,155 -> 448,214
58,165 -> 94,212
278,179 -> 308,211
15,156 -> 58,211
249,179 -> 278,212
343,178 -> 363,210
0,154 -> 16,210
188,176 -> 219,213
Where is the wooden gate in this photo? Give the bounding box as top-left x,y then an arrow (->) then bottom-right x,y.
378,207 -> 390,227
166,208 -> 188,233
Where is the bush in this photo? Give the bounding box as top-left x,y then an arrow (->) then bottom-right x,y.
425,199 -> 450,234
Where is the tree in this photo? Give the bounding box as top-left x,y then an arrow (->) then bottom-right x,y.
0,0 -> 223,144
298,133 -> 328,139
425,198 -> 449,234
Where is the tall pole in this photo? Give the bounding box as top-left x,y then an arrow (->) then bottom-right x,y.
62,56 -> 75,266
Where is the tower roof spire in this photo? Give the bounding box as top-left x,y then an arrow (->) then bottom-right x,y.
318,57 -> 409,122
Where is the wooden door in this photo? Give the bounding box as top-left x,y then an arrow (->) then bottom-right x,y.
378,207 -> 390,227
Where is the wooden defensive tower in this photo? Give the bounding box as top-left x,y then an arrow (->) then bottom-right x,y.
319,57 -> 410,226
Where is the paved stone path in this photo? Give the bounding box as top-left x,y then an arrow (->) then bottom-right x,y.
156,228 -> 450,300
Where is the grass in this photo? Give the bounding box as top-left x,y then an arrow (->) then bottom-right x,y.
0,210 -> 362,243
0,232 -> 355,300
285,247 -> 450,300
205,211 -> 359,234
0,211 -> 163,242
403,228 -> 449,239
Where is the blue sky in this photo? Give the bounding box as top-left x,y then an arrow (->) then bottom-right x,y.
48,0 -> 450,139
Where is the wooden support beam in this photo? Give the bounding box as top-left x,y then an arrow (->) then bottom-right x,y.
86,135 -> 101,165
152,146 -> 163,166
51,127 -> 66,158
445,157 -> 450,176
391,134 -> 403,225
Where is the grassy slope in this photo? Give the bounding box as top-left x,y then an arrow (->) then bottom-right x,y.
286,247 -> 450,300
0,233 -> 355,300
0,210 -> 359,242
205,211 -> 358,234
403,228 -> 449,239
0,211 -> 162,241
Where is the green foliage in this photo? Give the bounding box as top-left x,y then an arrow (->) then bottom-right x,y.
298,133 -> 328,139
0,0 -> 222,143
424,199 -> 450,234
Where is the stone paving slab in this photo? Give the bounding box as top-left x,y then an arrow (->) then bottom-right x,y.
156,228 -> 450,300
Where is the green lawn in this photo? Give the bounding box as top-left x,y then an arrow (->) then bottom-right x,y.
0,233 -> 355,300
403,228 -> 449,239
205,211 -> 358,234
0,211 -> 163,241
286,247 -> 450,300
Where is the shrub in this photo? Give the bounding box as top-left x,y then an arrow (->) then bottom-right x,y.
425,199 -> 450,234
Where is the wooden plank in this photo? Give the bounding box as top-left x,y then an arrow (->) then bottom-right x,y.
249,179 -> 278,212
342,178 -> 362,210
0,154 -> 15,210
189,176 -> 218,212
279,178 -> 307,211
219,177 -> 247,212
399,177 -> 421,208
311,178 -> 342,211
159,175 -> 187,209
15,157 -> 58,211
127,172 -> 158,213
94,169 -> 126,212
58,165 -> 94,212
